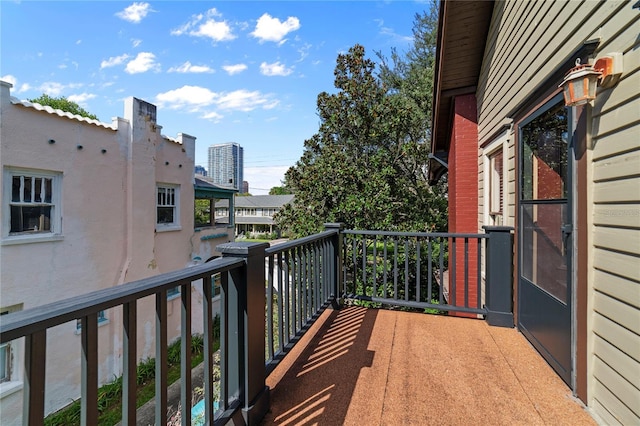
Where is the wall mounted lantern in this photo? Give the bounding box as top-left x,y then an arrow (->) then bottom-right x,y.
559,53 -> 623,107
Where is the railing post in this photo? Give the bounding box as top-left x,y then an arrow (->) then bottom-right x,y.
324,223 -> 344,309
218,241 -> 270,425
483,226 -> 514,327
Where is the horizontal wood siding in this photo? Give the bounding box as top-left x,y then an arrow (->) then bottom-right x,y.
476,1 -> 640,423
590,2 -> 640,421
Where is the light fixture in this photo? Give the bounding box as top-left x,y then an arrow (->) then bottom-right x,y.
559,53 -> 623,107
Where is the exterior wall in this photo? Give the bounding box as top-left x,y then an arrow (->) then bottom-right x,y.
475,1 -> 639,423
447,94 -> 479,315
0,82 -> 206,422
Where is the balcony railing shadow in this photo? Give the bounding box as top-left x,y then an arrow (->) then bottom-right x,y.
263,307 -> 376,425
0,223 -> 515,426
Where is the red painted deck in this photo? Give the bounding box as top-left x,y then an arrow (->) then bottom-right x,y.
261,306 -> 595,425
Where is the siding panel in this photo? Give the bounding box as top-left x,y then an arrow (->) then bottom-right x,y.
593,248 -> 640,283
593,227 -> 640,255
593,357 -> 640,419
593,313 -> 640,364
593,177 -> 640,204
594,269 -> 640,308
593,150 -> 640,182
594,335 -> 640,391
593,204 -> 640,228
593,292 -> 640,335
591,382 -> 639,425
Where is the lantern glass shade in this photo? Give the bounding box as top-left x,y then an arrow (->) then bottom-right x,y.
559,64 -> 601,107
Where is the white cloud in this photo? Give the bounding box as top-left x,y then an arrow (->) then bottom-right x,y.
251,13 -> 300,44
1,74 -> 18,86
172,8 -> 235,42
125,52 -> 160,74
168,61 -> 214,74
76,39 -> 82,45
18,83 -> 31,93
222,64 -> 247,75
58,63 -> 68,69
101,54 -> 130,69
67,93 -> 96,104
260,61 -> 293,77
116,2 -> 153,24
33,82 -> 83,97
131,39 -> 142,48
156,85 -> 217,110
155,85 -> 278,113
375,19 -> 413,43
202,111 -> 224,122
216,89 -> 278,111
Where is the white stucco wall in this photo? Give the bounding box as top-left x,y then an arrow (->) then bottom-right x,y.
0,81 -> 210,422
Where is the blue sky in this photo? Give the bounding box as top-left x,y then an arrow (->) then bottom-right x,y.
1,1 -> 427,194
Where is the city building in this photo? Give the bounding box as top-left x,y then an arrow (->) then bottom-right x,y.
194,165 -> 207,176
242,180 -> 249,194
0,82 -> 233,422
207,143 -> 243,191
429,1 -> 639,423
215,194 -> 293,237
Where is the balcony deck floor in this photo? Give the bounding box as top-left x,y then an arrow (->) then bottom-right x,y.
261,306 -> 595,425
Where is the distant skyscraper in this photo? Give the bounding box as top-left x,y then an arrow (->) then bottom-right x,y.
242,181 -> 249,194
194,165 -> 207,176
208,143 -> 244,191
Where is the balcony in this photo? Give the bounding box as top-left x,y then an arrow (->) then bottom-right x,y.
0,225 -> 594,425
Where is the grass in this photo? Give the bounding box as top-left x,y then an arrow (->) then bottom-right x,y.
45,318 -> 219,426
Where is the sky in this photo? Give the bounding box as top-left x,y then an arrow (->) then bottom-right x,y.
1,1 -> 428,194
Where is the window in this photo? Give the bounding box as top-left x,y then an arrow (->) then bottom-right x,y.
167,287 -> 180,299
489,150 -> 504,221
76,310 -> 108,331
3,168 -> 62,242
1,304 -> 23,398
157,184 -> 180,230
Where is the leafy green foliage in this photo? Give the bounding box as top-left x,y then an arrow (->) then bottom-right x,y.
276,5 -> 447,238
43,326 -> 217,426
269,185 -> 292,195
28,94 -> 99,120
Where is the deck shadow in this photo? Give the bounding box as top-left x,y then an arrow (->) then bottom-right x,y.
261,306 -> 376,425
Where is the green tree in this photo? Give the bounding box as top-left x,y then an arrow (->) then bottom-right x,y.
269,185 -> 292,195
275,40 -> 447,238
28,94 -> 99,120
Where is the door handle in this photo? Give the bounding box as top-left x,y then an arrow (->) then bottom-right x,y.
561,224 -> 572,237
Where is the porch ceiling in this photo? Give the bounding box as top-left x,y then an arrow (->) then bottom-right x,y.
429,0 -> 494,184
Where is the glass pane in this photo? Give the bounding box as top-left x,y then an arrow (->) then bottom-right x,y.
44,178 -> 53,203
521,203 -> 567,303
0,344 -> 8,382
10,206 -> 52,233
23,176 -> 32,202
34,178 -> 43,202
11,176 -> 21,202
521,101 -> 568,200
157,207 -> 174,224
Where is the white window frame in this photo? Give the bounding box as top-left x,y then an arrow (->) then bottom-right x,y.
0,304 -> 24,399
482,131 -> 509,227
2,167 -> 63,245
156,184 -> 181,232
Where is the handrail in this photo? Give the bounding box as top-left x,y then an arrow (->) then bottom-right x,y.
265,229 -> 338,255
343,229 -> 488,239
0,256 -> 244,343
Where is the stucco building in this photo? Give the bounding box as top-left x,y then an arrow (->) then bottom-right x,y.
0,81 -> 232,422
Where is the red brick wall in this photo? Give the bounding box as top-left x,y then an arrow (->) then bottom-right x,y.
447,94 -> 479,316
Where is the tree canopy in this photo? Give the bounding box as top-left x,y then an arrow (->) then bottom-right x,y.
269,186 -> 292,195
275,4 -> 447,238
28,94 -> 99,120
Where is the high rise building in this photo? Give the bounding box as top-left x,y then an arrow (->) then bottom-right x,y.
208,143 -> 243,191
